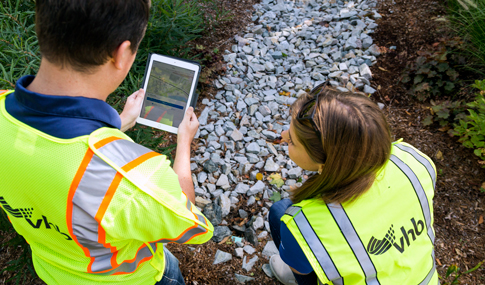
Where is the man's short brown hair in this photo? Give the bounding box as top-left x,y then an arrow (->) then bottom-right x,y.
36,0 -> 150,72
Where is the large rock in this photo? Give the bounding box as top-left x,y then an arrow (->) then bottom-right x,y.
203,160 -> 218,173
245,227 -> 259,246
219,195 -> 231,217
264,157 -> 280,172
235,274 -> 254,284
203,202 -> 222,225
248,180 -> 265,196
213,250 -> 232,265
262,241 -> 279,258
212,226 -> 232,243
242,255 -> 259,272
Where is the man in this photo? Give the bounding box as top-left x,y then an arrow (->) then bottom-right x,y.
0,1 -> 213,284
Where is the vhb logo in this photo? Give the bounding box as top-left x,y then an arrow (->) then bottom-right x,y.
0,196 -> 72,240
367,218 -> 425,255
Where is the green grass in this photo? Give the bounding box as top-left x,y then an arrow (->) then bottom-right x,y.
447,0 -> 485,75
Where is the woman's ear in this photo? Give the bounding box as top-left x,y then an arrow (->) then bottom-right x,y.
318,164 -> 324,175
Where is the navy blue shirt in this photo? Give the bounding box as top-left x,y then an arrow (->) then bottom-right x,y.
5,75 -> 121,139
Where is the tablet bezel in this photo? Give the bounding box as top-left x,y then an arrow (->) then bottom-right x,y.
136,53 -> 200,134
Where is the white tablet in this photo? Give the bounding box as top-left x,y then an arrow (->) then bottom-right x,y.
137,53 -> 201,134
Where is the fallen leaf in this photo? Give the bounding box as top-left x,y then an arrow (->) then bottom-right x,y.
270,192 -> 282,203
436,258 -> 442,266
378,67 -> 389,72
218,235 -> 230,245
436,150 -> 443,160
479,215 -> 483,225
238,218 -> 248,227
438,126 -> 450,132
268,173 -> 284,188
455,248 -> 463,256
256,173 -> 263,180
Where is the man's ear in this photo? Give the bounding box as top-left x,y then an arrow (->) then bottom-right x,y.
112,40 -> 135,71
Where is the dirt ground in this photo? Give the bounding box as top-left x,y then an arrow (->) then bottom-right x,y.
1,0 -> 484,284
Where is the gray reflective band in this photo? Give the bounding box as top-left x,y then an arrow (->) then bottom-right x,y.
293,211 -> 343,285
195,214 -> 208,226
390,155 -> 437,284
72,154 -> 117,271
419,261 -> 436,285
96,139 -> 153,168
156,225 -> 207,244
71,154 -> 155,274
285,206 -> 302,216
395,144 -> 436,189
328,204 -> 380,285
390,155 -> 434,243
96,243 -> 159,276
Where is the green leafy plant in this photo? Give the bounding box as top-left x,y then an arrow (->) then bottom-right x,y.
450,80 -> 485,163
422,100 -> 467,127
401,38 -> 464,101
447,0 -> 485,75
441,261 -> 484,285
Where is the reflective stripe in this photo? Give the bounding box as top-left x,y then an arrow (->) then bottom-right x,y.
185,193 -> 208,227
68,151 -> 158,274
97,137 -> 209,243
390,155 -> 437,283
390,155 -> 434,243
395,144 -> 436,189
285,206 -> 302,216
155,224 -> 208,244
419,261 -> 436,285
327,204 -> 380,285
95,138 -> 154,168
293,211 -> 343,285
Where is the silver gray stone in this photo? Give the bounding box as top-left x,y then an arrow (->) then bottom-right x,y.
213,250 -> 232,265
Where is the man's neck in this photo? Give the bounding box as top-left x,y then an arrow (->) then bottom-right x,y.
27,59 -> 118,101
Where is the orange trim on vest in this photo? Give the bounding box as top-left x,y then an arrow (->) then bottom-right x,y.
121,151 -> 160,172
94,136 -> 122,149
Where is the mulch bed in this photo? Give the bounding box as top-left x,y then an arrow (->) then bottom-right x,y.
1,0 -> 484,284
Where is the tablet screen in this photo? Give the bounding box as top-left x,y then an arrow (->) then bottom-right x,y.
141,61 -> 196,128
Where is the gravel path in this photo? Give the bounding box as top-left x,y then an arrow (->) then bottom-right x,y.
190,0 -> 383,280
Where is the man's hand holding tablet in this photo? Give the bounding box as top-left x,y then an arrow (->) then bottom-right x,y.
136,54 -> 201,134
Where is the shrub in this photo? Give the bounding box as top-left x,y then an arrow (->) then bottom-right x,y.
401,38 -> 464,101
422,99 -> 467,127
447,0 -> 485,74
450,80 -> 485,164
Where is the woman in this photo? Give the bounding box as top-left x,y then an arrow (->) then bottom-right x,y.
269,85 -> 438,285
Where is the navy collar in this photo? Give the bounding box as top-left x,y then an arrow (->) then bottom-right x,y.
13,75 -> 121,130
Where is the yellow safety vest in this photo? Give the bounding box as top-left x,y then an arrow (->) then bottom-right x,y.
0,90 -> 213,284
281,142 -> 438,284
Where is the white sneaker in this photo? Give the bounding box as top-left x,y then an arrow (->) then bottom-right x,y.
269,254 -> 298,285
